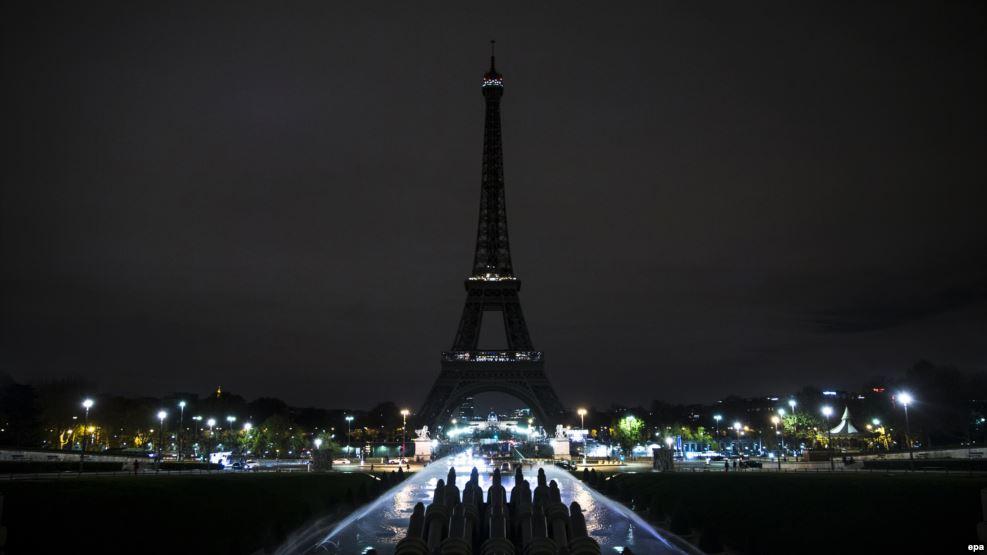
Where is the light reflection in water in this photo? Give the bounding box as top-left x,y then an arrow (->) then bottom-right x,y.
276,454 -> 687,555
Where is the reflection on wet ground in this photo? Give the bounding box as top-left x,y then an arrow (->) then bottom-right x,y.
277,453 -> 686,554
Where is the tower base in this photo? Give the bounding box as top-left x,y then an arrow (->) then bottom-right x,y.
417,351 -> 566,429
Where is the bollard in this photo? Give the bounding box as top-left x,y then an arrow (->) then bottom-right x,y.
441,503 -> 472,555
525,504 -> 557,555
395,502 -> 429,555
545,482 -> 570,548
481,504 -> 515,555
567,501 -> 600,555
426,479 -> 450,550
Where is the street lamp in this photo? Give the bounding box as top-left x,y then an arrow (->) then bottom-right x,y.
79,398 -> 94,472
732,421 -> 742,455
821,405 -> 834,470
192,416 -> 203,458
314,437 -> 323,450
897,392 -> 914,469
577,408 -> 588,464
400,409 -> 410,462
177,401 -> 186,462
771,415 -> 783,469
156,410 -> 168,470
206,418 -> 216,455
345,415 -> 354,455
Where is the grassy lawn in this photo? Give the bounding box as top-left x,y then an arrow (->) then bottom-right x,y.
586,470 -> 987,554
0,472 -> 381,554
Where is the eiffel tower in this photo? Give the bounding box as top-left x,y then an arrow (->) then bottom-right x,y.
418,45 -> 567,428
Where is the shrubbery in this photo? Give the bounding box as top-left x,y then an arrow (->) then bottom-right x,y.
0,460 -> 123,473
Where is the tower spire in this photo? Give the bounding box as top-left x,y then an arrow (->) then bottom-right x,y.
490,39 -> 496,72
476,45 -> 509,277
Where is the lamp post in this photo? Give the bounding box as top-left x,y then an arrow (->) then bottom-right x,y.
79,398 -> 94,473
207,418 -> 216,457
897,392 -> 914,470
178,401 -> 186,462
577,408 -> 588,464
821,406 -> 834,470
157,410 -> 167,471
771,415 -> 782,470
192,416 -> 202,459
732,421 -> 742,455
400,409 -> 410,462
345,415 -> 354,456
226,416 -> 236,450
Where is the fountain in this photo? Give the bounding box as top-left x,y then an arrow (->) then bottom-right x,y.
275,453 -> 691,554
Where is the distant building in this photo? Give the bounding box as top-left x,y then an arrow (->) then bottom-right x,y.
511,407 -> 532,420
457,396 -> 476,421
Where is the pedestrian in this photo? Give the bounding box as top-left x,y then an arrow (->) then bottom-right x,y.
133,459 -> 139,475
724,460 -> 729,472
370,463 -> 375,472
732,459 -> 737,470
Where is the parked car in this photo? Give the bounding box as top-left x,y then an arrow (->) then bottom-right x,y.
387,458 -> 408,464
740,459 -> 762,468
244,460 -> 260,470
332,458 -> 351,465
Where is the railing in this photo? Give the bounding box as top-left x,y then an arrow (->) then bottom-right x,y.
0,466 -> 318,481
441,351 -> 543,363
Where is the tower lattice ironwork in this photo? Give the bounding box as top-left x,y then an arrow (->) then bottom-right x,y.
418,46 -> 567,428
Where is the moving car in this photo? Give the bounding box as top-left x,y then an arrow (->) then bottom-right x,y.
332,458 -> 351,465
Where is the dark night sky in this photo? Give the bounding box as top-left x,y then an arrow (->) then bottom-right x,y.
2,2 -> 985,410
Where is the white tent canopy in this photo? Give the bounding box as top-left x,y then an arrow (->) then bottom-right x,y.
829,406 -> 859,435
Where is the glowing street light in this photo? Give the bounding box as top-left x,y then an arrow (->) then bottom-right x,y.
400,409 -> 410,462
177,401 -> 186,461
314,437 -> 323,450
345,415 -> 354,454
156,410 -> 167,470
79,398 -> 94,472
897,392 -> 914,468
243,422 -> 252,432
872,418 -> 881,426
577,408 -> 588,464
821,405 -> 834,470
732,421 -> 742,454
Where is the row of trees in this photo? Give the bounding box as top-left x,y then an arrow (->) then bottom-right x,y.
2,360 -> 984,454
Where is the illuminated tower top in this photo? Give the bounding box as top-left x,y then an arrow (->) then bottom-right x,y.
472,39 -> 512,279
482,40 -> 503,89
